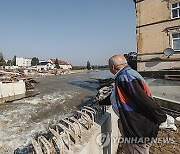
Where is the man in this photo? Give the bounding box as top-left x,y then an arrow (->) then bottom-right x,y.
108,55 -> 167,154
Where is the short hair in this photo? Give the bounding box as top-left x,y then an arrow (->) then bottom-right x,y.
109,56 -> 127,66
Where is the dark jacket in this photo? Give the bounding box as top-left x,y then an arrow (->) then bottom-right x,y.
114,66 -> 167,143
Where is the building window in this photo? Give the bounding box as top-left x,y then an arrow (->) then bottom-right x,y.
172,33 -> 180,51
171,2 -> 180,19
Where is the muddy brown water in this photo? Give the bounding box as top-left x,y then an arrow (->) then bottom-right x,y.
0,70 -> 112,154
1,71 -> 179,153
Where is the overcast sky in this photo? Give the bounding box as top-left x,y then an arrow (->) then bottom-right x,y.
0,0 -> 136,66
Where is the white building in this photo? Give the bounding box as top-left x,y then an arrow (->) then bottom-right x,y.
39,60 -> 46,63
59,64 -> 72,70
16,57 -> 32,67
4,66 -> 18,70
36,62 -> 54,71
48,58 -> 72,70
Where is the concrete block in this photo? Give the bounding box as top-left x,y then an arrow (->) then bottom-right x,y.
0,81 -> 26,99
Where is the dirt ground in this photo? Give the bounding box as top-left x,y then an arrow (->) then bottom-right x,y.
150,112 -> 180,154
117,112 -> 180,154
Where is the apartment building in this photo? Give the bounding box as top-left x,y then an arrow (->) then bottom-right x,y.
135,0 -> 180,71
16,57 -> 32,67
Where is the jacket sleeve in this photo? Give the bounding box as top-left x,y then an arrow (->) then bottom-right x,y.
118,78 -> 167,125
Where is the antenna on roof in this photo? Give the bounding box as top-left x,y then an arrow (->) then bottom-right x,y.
163,48 -> 175,58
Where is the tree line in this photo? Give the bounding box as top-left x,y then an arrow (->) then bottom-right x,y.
0,52 -> 39,67
72,61 -> 108,70
0,53 -> 16,66
0,51 -> 137,70
83,52 -> 137,71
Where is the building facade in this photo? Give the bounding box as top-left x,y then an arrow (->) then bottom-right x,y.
36,62 -> 54,71
48,58 -> 72,70
135,0 -> 180,71
16,57 -> 32,67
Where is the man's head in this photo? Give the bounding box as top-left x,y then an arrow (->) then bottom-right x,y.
108,55 -> 128,74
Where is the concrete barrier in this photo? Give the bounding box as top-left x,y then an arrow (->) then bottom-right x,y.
0,80 -> 26,99
67,106 -> 120,154
153,95 -> 180,112
15,106 -> 121,154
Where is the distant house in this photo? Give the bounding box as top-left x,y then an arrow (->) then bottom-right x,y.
47,58 -> 72,70
36,62 -> 54,71
4,66 -> 18,70
16,57 -> 32,67
39,60 -> 46,63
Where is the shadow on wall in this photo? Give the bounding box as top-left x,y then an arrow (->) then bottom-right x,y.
145,57 -> 162,68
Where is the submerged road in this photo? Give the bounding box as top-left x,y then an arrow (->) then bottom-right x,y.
0,70 -> 112,154
0,70 -> 179,153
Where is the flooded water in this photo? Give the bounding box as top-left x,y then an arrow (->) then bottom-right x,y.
0,70 -> 112,153
0,70 -> 179,153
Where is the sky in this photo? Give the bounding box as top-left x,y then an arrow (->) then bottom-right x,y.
0,0 -> 136,66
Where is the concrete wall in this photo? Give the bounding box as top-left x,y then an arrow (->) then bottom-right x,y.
136,0 -> 180,71
136,0 -> 170,27
136,19 -> 180,54
146,78 -> 180,102
137,52 -> 180,71
0,80 -> 26,99
153,96 -> 180,112
67,106 -> 120,154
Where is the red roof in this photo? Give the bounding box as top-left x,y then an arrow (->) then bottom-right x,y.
48,58 -> 71,65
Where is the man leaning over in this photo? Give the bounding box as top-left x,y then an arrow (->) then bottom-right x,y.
108,55 -> 167,154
